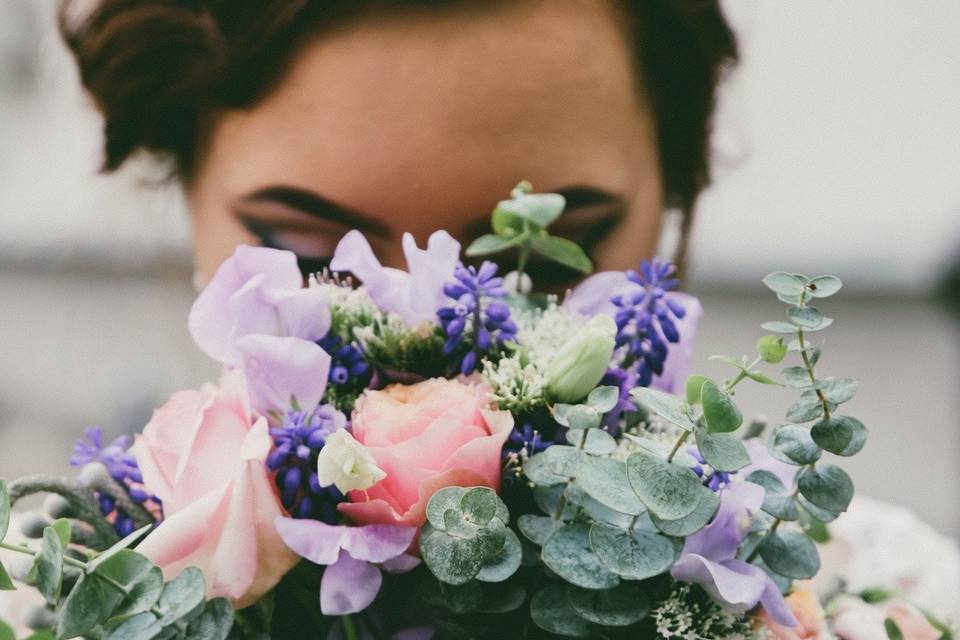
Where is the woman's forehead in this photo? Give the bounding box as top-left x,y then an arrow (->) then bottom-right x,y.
196,1 -> 657,234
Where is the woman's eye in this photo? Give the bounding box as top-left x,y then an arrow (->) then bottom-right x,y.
242,221 -> 337,276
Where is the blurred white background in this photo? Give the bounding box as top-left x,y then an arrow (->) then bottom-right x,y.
0,1 -> 958,535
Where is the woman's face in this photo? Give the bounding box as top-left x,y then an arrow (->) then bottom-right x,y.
188,0 -> 663,286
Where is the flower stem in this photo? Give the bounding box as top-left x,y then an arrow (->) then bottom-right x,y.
666,431 -> 690,464
342,614 -> 359,640
0,541 -> 87,570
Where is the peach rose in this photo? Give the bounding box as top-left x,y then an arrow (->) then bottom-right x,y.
133,370 -> 298,608
339,378 -> 513,529
758,586 -> 828,639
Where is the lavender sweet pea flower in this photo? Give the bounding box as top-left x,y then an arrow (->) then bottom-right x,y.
330,230 -> 460,326
188,246 -> 332,413
670,481 -> 798,627
564,269 -> 702,394
275,517 -> 418,615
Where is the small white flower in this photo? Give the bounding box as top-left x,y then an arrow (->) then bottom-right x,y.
316,430 -> 386,494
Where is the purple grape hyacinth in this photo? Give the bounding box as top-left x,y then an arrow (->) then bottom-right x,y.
318,334 -> 370,386
267,403 -> 348,522
438,261 -> 518,375
611,258 -> 688,386
71,427 -> 158,537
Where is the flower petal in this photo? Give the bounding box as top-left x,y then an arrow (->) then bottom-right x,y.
274,517 -> 345,566
671,555 -> 766,612
236,334 -> 331,413
402,230 -> 461,325
320,550 -> 382,616
341,525 -> 418,563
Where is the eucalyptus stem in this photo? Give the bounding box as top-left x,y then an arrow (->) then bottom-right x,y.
342,614 -> 359,640
666,432 -> 690,464
552,427 -> 590,520
0,541 -> 86,570
7,476 -> 119,546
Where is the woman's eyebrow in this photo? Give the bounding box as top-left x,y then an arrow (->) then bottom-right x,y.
239,186 -> 392,238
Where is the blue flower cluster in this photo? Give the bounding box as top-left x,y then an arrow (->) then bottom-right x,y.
503,423 -> 553,460
318,333 -> 370,386
267,404 -> 347,522
687,447 -> 735,492
438,261 -> 518,375
612,258 -> 687,387
71,427 -> 159,537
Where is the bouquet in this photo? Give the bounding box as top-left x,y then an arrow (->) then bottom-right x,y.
0,183 -> 953,639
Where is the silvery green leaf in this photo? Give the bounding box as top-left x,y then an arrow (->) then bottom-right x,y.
798,465 -> 854,513
758,530 -> 820,579
786,394 -> 825,423
694,427 -> 750,472
770,425 -> 822,465
530,584 -> 593,637
422,530 -> 484,585
498,192 -> 567,228
0,481 -> 9,543
762,272 -> 808,295
542,524 -> 619,590
589,523 -> 677,581
796,494 -> 840,523
565,428 -> 616,455
427,487 -> 468,530
30,525 -> 65,605
575,457 -> 645,516
59,572 -> 123,638
807,275 -> 843,298
816,377 -> 859,404
747,470 -> 799,521
543,445 -> 584,477
782,366 -> 813,388
475,529 -> 522,583
153,566 -> 207,626
88,524 -> 154,572
185,598 -> 234,640
491,206 -> 526,237
756,335 -> 788,364
530,236 -> 593,274
701,381 -> 742,433
566,583 -> 650,627
708,355 -> 746,370
533,485 -> 577,519
523,452 -> 567,487
745,370 -> 782,386
565,404 -> 601,430
0,561 -> 14,591
685,375 -> 709,404
460,488 -> 498,527
797,505 -> 831,542
777,292 -> 803,305
811,416 -> 867,457
565,484 -> 634,529
649,488 -> 719,537
586,386 -> 619,413
761,321 -> 799,334
552,403 -> 573,427
625,451 -> 701,521
517,515 -> 560,546
787,306 -> 825,330
465,233 -> 524,257
630,388 -> 695,432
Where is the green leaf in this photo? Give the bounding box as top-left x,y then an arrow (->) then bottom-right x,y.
564,485 -> 633,529
684,375 -> 709,405
770,425 -> 822,465
0,481 -> 9,543
811,416 -> 867,457
786,394 -> 825,423
421,529 -> 485,585
575,457 -> 645,516
88,525 -> 156,572
542,523 -> 619,590
885,618 -> 905,640
112,565 -> 165,620
465,233 -> 524,257
31,524 -> 65,605
564,405 -> 601,430
517,515 -> 560,546
807,275 -> 843,298
625,451 -> 701,521
630,388 -> 695,432
530,235 -> 593,274
543,445 -> 584,478
761,321 -> 799,334
530,584 -> 593,637
566,583 -> 650,627
491,206 -> 527,237
184,598 -> 234,640
460,488 -> 498,527
758,530 -> 820,579
782,366 -> 813,388
589,523 -> 677,581
694,426 -> 750,472
0,561 -> 14,591
475,529 -> 521,583
797,505 -> 831,543
747,471 -> 799,521
797,494 -> 841,523
787,306 -> 825,330
745,370 -> 782,386
649,488 -> 719,537
798,465 -> 854,513
498,192 -> 567,228
523,452 -> 567,486
565,428 -> 617,455
816,377 -> 859,404
0,621 -> 14,640
586,386 -> 619,413
762,272 -> 808,295
756,335 -> 788,364
701,380 -> 742,433
59,573 -> 124,638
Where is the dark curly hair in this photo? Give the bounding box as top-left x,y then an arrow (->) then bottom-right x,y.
60,0 -> 736,221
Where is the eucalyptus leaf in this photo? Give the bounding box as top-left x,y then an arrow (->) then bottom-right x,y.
530,584 -> 593,637
465,233 -> 524,257
517,515 -> 560,546
589,522 -> 677,581
762,272 -> 807,295
475,529 -> 522,583
701,381 -> 742,433
58,572 -> 124,638
565,484 -> 634,529
0,481 -> 9,543
797,504 -> 831,542
798,465 -> 854,513
694,427 -> 751,472
566,583 -> 650,627
499,192 -> 567,228
530,236 -> 593,274
30,525 -> 65,605
427,486 -> 468,530
816,377 -> 859,404
153,566 -> 207,626
0,561 -> 14,591
756,335 -> 788,364
761,321 -> 799,334
649,488 -> 719,537
685,375 -> 709,404
491,206 -> 526,237
460,488 -> 498,527
796,494 -> 841,523
0,621 -> 12,640
786,394 -> 825,423
630,388 -> 695,432
586,386 -> 619,413
787,306 -> 825,330
575,457 -> 645,516
807,275 -> 843,298
543,445 -> 584,478
625,451 -> 701,521
746,471 -> 799,521
782,366 -> 813,388
811,416 -> 867,457
88,525 -> 154,572
565,405 -> 601,430
112,565 -> 164,619
542,524 -> 619,590
770,425 -> 822,465
523,452 -> 567,486
758,530 -> 820,579
422,529 -> 484,585
185,598 -> 234,640
565,428 -> 617,455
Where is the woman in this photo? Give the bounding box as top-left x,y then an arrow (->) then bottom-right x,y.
60,0 -> 736,284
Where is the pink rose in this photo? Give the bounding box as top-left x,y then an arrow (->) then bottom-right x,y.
339,378 -> 513,529
133,370 -> 298,608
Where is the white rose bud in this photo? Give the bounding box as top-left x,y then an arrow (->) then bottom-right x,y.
316,429 -> 386,494
545,315 -> 617,403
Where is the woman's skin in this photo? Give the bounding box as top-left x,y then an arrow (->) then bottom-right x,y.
188,0 -> 663,286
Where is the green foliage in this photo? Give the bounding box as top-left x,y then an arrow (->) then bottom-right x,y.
701,381 -> 743,433
756,335 -> 788,364
566,583 -> 650,627
588,522 -> 677,581
629,387 -> 696,431
625,451 -> 704,521
694,427 -> 750,472
747,471 -> 798,521
757,530 -> 820,579
798,464 -> 855,513
542,523 -> 619,589
811,415 -> 868,456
